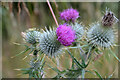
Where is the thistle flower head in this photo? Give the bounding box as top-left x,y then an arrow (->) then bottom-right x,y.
56,24 -> 76,46
60,8 -> 79,22
101,8 -> 119,27
87,22 -> 115,48
21,28 -> 41,44
37,27 -> 63,57
71,22 -> 85,40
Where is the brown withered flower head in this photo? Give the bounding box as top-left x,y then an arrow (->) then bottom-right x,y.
102,9 -> 119,27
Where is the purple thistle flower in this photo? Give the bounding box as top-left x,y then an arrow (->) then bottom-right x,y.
60,8 -> 79,22
56,24 -> 76,46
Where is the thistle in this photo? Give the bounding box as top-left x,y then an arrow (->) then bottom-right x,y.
37,27 -> 63,57
87,22 -> 115,48
21,28 -> 41,44
87,10 -> 118,48
60,8 -> 79,22
56,24 -> 76,46
71,22 -> 85,40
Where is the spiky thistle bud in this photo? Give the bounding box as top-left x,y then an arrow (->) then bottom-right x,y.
71,22 -> 85,40
37,27 -> 63,57
56,24 -> 76,46
60,8 -> 79,22
87,22 -> 115,48
21,28 -> 41,44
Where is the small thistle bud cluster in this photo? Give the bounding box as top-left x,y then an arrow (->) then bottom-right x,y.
21,28 -> 41,44
56,24 -> 76,46
60,8 -> 79,22
37,27 -> 63,57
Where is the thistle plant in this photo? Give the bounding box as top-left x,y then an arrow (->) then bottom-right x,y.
13,4 -> 119,79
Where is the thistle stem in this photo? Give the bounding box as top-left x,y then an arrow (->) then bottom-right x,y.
47,0 -> 59,27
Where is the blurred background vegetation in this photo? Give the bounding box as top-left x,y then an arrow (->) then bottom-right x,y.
1,2 -> 119,78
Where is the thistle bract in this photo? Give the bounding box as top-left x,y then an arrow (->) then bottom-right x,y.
21,28 -> 41,44
71,22 -> 84,40
60,8 -> 79,22
56,24 -> 76,46
87,22 -> 115,48
38,27 -> 63,57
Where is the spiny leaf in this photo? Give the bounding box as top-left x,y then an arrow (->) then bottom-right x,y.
66,45 -> 88,49
17,68 -> 31,71
12,42 -> 28,48
84,55 -> 92,68
65,69 -> 82,78
67,49 -> 84,69
109,49 -> 120,62
79,50 -> 86,67
93,70 -> 103,80
11,47 -> 30,58
41,61 -> 46,70
22,49 -> 34,60
40,54 -> 46,64
47,64 -> 61,74
85,70 -> 95,75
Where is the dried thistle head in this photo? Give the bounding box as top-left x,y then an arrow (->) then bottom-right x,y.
101,8 -> 119,27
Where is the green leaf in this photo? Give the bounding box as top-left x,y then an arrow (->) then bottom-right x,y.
20,68 -> 31,71
84,55 -> 91,68
12,42 -> 28,48
93,70 -> 103,80
48,65 -> 61,74
41,61 -> 46,70
11,47 -> 30,58
67,45 -> 88,49
67,49 -> 84,69
109,49 -> 120,62
79,51 -> 86,68
65,69 -> 82,78
71,59 -> 74,69
22,49 -> 34,60
85,70 -> 95,75
40,54 -> 46,64
34,73 -> 39,78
